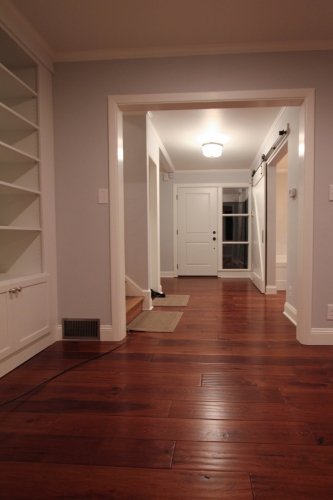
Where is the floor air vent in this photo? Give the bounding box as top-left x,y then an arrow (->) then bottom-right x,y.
62,318 -> 100,340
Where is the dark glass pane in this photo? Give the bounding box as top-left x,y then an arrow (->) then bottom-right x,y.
223,244 -> 248,269
223,188 -> 248,214
223,216 -> 248,242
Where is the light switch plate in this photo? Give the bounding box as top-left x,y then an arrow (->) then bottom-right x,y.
98,189 -> 108,204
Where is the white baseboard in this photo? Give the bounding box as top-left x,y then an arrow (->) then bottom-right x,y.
266,285 -> 277,295
125,275 -> 152,310
307,328 -> 333,344
160,271 -> 175,278
283,301 -> 297,326
218,271 -> 251,278
276,280 -> 287,291
57,324 -> 116,341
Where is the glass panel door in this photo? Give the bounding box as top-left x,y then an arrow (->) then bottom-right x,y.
222,188 -> 249,269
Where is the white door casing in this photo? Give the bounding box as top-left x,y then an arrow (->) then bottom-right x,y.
251,163 -> 266,293
177,187 -> 218,276
108,89 -> 316,344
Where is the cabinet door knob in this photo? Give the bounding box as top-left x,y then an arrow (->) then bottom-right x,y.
9,288 -> 16,293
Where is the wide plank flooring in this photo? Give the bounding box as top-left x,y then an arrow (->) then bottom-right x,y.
1,277 -> 333,499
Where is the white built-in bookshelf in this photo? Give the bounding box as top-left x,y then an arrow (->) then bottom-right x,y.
0,27 -> 42,283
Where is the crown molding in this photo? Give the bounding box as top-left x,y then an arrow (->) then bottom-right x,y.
0,0 -> 55,72
54,39 -> 333,63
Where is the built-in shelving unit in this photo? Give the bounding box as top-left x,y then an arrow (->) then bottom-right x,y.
0,27 -> 41,282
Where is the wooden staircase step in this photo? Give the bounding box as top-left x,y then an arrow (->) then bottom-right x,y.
126,296 -> 144,325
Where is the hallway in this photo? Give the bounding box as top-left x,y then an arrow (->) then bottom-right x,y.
1,278 -> 333,498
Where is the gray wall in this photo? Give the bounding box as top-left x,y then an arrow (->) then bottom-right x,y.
53,50 -> 333,328
159,170 -> 250,272
123,115 -> 149,290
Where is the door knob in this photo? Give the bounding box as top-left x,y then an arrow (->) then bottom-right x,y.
213,231 -> 216,234
213,237 -> 216,241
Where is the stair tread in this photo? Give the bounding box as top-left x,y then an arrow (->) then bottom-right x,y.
126,296 -> 144,325
126,296 -> 144,313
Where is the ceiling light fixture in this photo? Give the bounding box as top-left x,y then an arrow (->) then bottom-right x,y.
202,142 -> 223,158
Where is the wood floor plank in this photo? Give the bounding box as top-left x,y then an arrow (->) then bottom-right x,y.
251,473 -> 333,500
152,353 -> 332,366
173,441 -> 333,475
0,463 -> 253,500
281,388 -> 333,404
307,422 -> 333,446
201,372 -> 300,388
119,343 -> 233,355
0,412 -> 58,434
0,433 -> 175,468
22,383 -> 124,401
121,384 -> 284,402
73,361 -> 295,375
0,397 -> 172,417
169,400 -> 333,422
56,370 -> 202,386
48,414 -> 315,445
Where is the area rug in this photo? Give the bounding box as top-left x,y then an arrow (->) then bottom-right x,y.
153,295 -> 190,307
127,311 -> 183,332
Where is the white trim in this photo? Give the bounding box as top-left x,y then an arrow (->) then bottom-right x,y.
276,280 -> 287,291
173,182 -> 250,277
308,329 -> 333,345
108,101 -> 127,341
108,89 -> 315,346
56,325 -> 115,342
125,275 -> 152,310
218,271 -> 251,278
0,0 -> 54,72
161,271 -> 175,278
54,40 -> 333,63
266,285 -> 277,295
172,169 -> 251,174
147,118 -> 175,172
296,94 -> 315,344
284,301 -> 297,326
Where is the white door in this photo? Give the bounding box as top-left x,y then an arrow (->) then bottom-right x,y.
251,163 -> 266,292
177,187 -> 218,276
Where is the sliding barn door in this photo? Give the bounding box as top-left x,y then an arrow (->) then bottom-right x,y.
251,163 -> 266,293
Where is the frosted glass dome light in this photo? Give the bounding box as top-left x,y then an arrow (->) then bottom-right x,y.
202,142 -> 223,158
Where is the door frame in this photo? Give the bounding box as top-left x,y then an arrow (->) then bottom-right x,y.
173,183 -> 251,277
175,185 -> 219,277
108,89 -> 315,344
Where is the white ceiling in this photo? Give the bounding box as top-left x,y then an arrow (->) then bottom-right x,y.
150,107 -> 282,171
9,0 -> 333,61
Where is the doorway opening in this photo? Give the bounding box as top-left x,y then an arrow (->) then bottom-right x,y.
108,89 -> 314,344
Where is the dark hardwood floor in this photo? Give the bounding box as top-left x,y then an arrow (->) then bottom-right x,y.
1,277 -> 333,499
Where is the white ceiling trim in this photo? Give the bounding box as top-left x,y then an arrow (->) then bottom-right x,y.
54,40 -> 333,63
1,0 -> 55,71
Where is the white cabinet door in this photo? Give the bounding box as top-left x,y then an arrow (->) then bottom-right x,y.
0,289 -> 15,361
15,278 -> 49,350
177,187 -> 218,276
0,276 -> 49,360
